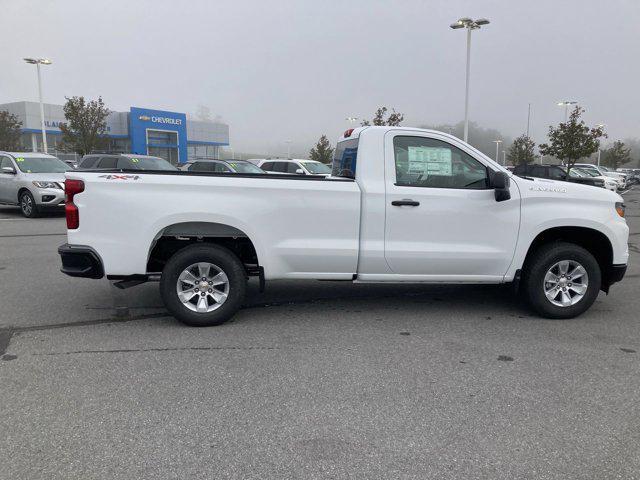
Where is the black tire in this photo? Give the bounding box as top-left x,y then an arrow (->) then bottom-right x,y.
522,242 -> 601,319
19,191 -> 39,218
160,244 -> 246,326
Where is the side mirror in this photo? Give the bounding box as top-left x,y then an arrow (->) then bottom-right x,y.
491,171 -> 511,202
295,168 -> 304,175
2,166 -> 16,174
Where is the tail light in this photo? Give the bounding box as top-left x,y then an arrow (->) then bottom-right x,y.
65,179 -> 84,229
344,128 -> 354,138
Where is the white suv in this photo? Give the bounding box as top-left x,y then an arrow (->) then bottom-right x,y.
257,159 -> 332,176
575,164 -> 626,191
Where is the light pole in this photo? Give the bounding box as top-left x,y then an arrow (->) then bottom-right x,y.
594,124 -> 605,166
450,17 -> 490,143
285,140 -> 292,159
24,57 -> 52,153
502,150 -> 506,166
493,139 -> 502,163
526,103 -> 531,137
557,101 -> 577,122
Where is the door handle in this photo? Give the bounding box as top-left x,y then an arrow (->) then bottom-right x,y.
391,199 -> 420,207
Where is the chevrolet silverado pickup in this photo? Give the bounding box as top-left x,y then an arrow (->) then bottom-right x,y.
58,127 -> 629,326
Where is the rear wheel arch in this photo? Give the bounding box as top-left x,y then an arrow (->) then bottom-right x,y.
146,221 -> 261,275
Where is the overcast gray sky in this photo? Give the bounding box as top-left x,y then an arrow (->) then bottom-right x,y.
1,0 -> 639,156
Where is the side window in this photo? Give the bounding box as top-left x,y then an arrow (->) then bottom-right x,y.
260,162 -> 274,171
212,162 -> 231,173
0,156 -> 13,170
79,156 -> 98,168
273,162 -> 289,173
548,167 -> 566,180
117,158 -> 133,169
286,162 -> 301,174
530,165 -> 545,178
393,136 -> 488,189
190,162 -> 210,172
98,157 -> 118,169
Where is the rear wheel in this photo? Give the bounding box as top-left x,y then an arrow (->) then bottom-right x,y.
20,191 -> 39,218
523,242 -> 601,319
160,244 -> 246,326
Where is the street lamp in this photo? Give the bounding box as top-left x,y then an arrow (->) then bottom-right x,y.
595,124 -> 606,166
345,117 -> 359,125
24,57 -> 52,153
493,139 -> 502,163
557,101 -> 577,122
450,17 -> 490,143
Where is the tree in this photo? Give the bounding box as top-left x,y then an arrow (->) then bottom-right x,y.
361,106 -> 404,126
601,141 -> 631,170
419,121 -> 512,159
0,110 -> 22,151
539,106 -> 606,174
309,134 -> 334,164
507,134 -> 536,166
59,96 -> 110,156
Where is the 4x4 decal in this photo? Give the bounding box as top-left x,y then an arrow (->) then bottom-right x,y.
98,174 -> 141,180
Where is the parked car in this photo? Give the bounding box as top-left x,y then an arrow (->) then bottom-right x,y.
78,153 -> 178,171
0,152 -> 70,218
574,164 -> 627,190
512,164 -> 607,189
572,167 -> 619,191
180,159 -> 265,174
257,159 -> 332,176
63,159 -> 78,169
59,126 -> 628,326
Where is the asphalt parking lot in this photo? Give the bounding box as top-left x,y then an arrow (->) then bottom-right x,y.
1,189 -> 639,479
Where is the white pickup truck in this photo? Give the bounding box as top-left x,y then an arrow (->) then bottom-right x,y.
59,127 -> 629,326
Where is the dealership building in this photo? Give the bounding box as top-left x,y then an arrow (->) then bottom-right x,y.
0,101 -> 230,164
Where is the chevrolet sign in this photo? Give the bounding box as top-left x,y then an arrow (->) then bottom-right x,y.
138,114 -> 182,125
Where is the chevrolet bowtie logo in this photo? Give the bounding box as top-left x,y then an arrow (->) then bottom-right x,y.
138,115 -> 151,121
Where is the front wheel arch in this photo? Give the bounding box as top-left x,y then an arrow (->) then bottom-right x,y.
522,227 -> 613,291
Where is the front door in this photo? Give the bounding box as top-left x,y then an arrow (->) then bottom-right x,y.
383,131 -> 520,280
0,156 -> 17,203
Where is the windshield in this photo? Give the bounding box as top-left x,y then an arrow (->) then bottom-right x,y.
127,156 -> 177,170
302,161 -> 331,174
14,156 -> 71,173
577,167 -> 599,177
227,161 -> 264,173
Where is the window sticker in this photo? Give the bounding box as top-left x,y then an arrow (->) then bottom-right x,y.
16,157 -> 25,162
407,146 -> 453,176
131,158 -> 139,163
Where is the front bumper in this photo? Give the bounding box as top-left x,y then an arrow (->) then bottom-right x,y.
35,187 -> 65,208
58,243 -> 104,279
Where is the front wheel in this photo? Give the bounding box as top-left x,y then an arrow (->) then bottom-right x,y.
20,191 -> 39,218
523,242 -> 601,319
160,244 -> 247,326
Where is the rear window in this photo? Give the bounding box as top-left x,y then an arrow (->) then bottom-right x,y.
332,138 -> 359,178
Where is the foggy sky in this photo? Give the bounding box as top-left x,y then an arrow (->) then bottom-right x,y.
1,0 -> 639,157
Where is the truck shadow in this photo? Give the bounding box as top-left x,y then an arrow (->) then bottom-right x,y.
243,279 -> 530,318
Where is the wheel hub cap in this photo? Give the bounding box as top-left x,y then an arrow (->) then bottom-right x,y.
543,260 -> 589,307
176,262 -> 230,313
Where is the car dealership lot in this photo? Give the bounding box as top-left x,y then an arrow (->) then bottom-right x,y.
1,189 -> 639,479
